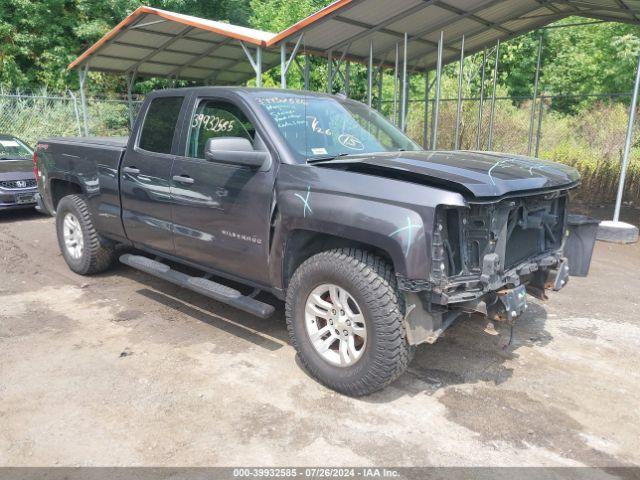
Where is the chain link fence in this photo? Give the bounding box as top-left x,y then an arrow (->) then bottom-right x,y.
380,92 -> 636,153
0,91 -> 143,146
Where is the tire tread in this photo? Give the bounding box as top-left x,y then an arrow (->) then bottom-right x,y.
285,248 -> 415,396
57,194 -> 115,275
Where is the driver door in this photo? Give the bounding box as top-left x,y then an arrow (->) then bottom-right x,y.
170,96 -> 275,285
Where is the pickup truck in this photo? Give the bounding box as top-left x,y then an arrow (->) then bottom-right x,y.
35,87 -> 588,396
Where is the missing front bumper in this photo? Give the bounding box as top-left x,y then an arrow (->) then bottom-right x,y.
403,292 -> 463,346
401,258 -> 569,346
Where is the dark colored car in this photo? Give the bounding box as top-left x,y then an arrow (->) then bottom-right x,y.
0,135 -> 38,210
35,87 -> 591,396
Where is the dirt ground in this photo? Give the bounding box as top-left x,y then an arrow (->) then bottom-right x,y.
1,208 -> 639,468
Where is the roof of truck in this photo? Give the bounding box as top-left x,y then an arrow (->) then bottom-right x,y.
154,86 -> 339,94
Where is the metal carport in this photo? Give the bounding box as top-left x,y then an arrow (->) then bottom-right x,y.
68,0 -> 640,235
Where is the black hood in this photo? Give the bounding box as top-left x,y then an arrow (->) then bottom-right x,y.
0,159 -> 35,181
313,150 -> 580,198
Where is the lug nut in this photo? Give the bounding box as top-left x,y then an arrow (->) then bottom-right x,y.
329,320 -> 334,325
343,330 -> 348,336
331,309 -> 336,315
345,320 -> 351,326
340,310 -> 345,316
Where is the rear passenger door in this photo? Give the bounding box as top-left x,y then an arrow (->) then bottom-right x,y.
120,95 -> 185,254
170,95 -> 276,285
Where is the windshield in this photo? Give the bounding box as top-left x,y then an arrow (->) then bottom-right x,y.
0,138 -> 33,160
250,91 -> 421,162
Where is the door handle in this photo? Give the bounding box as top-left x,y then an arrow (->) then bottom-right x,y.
172,175 -> 194,185
122,166 -> 140,174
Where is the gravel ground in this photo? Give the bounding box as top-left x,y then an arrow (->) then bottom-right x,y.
0,208 -> 639,467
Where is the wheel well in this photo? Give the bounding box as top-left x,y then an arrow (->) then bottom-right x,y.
50,180 -> 82,210
283,230 -> 394,289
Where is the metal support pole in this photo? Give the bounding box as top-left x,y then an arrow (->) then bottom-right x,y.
377,67 -> 383,111
476,50 -> 487,150
240,42 -> 263,87
78,64 -> 90,136
67,90 -> 82,136
304,55 -> 310,90
281,44 -> 287,89
488,40 -> 500,150
455,35 -> 465,150
126,70 -> 137,130
368,40 -> 374,107
328,51 -> 333,93
393,43 -> 399,125
528,34 -> 543,156
344,61 -> 351,97
256,46 -> 262,88
431,31 -> 444,149
401,33 -> 408,132
423,72 -> 430,149
614,54 -> 640,222
280,35 -> 304,90
535,96 -> 545,157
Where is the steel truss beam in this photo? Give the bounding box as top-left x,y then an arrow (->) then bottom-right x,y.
240,41 -> 263,87
280,34 -> 304,88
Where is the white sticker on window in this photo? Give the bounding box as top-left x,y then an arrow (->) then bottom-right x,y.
0,140 -> 20,147
311,148 -> 328,155
338,134 -> 364,151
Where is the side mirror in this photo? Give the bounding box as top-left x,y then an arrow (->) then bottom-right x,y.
205,137 -> 268,168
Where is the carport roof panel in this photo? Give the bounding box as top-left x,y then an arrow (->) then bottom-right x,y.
70,0 -> 640,81
68,6 -> 278,83
271,0 -> 640,71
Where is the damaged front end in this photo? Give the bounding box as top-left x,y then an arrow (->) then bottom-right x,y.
401,189 -> 574,346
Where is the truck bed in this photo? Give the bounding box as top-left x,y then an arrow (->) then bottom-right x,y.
37,136 -> 129,240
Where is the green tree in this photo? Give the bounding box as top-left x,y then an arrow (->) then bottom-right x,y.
499,18 -> 640,111
248,0 -> 331,91
0,0 -> 253,91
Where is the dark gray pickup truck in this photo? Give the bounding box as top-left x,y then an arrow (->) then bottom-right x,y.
35,87 -> 587,396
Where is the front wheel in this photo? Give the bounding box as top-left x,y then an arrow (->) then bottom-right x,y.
285,249 -> 414,396
56,194 -> 115,275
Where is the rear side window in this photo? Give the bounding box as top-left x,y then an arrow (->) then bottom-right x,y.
138,96 -> 184,154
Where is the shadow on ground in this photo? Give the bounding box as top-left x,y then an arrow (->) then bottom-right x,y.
112,262 -> 289,349
0,208 -> 43,223
362,302 -> 551,401
107,258 -> 553,401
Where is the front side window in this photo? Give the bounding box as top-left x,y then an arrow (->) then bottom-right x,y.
250,91 -> 421,163
138,96 -> 184,154
187,99 -> 256,159
0,137 -> 32,160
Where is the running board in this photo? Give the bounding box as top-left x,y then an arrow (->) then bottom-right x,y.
119,254 -> 275,319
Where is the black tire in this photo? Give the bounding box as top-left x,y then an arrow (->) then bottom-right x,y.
56,194 -> 115,275
285,248 -> 415,396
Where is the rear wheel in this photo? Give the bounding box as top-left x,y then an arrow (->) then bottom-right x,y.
56,194 -> 115,275
285,248 -> 414,396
